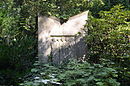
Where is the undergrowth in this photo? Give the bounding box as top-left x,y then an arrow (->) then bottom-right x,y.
20,59 -> 120,86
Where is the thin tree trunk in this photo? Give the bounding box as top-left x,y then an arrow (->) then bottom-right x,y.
108,0 -> 111,7
126,0 -> 129,7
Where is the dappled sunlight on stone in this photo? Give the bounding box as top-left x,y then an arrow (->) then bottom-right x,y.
38,11 -> 89,64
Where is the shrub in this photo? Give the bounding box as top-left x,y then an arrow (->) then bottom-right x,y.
87,4 -> 130,85
20,59 -> 120,86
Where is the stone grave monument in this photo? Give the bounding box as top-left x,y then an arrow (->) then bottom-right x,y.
38,11 -> 89,64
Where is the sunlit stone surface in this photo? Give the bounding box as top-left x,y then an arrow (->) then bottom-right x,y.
38,11 -> 89,64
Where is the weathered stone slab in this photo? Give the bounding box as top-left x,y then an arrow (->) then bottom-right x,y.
38,11 -> 89,64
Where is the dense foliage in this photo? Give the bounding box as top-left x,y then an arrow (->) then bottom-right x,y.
87,4 -> 130,86
20,59 -> 120,86
0,0 -> 37,85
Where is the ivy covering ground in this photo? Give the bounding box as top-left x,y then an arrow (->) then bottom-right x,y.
20,59 -> 120,86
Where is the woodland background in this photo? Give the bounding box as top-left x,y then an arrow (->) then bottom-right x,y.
0,0 -> 130,86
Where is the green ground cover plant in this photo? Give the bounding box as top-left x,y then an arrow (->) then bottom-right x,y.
20,59 -> 120,86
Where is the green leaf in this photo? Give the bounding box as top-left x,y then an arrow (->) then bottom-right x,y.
31,68 -> 39,73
